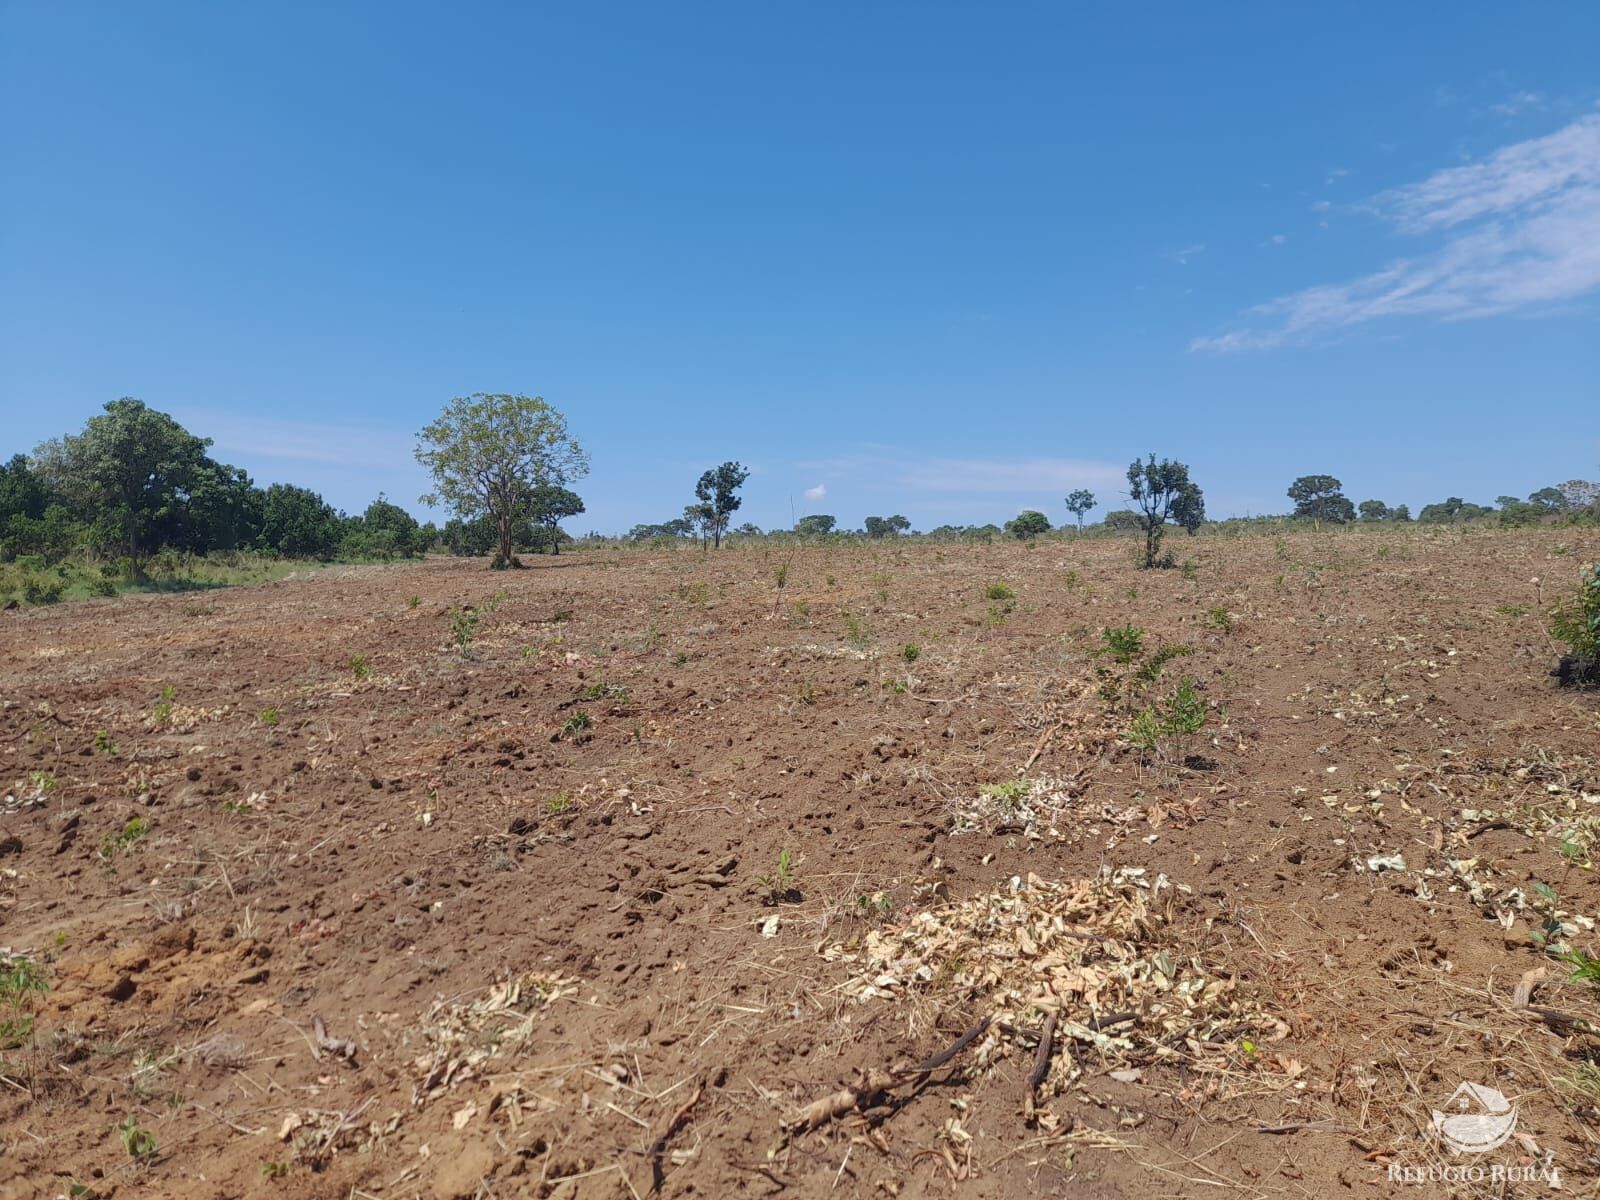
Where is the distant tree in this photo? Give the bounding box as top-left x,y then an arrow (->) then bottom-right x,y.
1005,510 -> 1051,540
1417,497 -> 1494,524
170,461 -> 260,553
1392,504 -> 1412,522
1065,488 -> 1096,532
528,484 -> 585,554
693,461 -> 749,549
1558,480 -> 1600,511
362,493 -> 421,556
415,393 -> 589,569
1127,455 -> 1196,568
1171,483 -> 1206,534
1357,499 -> 1391,522
886,514 -> 911,534
259,483 -> 344,559
33,398 -> 214,572
683,502 -> 714,547
1102,509 -> 1142,532
795,514 -> 836,537
1287,475 -> 1355,526
863,516 -> 890,538
733,522 -> 762,537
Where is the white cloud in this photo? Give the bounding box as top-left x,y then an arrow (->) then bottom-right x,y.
801,448 -> 1125,497
1193,114 -> 1600,351
1489,90 -> 1545,118
1170,243 -> 1206,265
803,483 -> 826,501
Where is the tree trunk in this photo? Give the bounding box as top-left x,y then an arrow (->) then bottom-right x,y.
497,512 -> 514,566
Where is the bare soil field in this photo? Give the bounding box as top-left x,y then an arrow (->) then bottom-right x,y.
3,529 -> 1599,1199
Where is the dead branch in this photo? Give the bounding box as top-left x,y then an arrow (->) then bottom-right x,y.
1023,1009 -> 1058,1123
647,1078 -> 705,1193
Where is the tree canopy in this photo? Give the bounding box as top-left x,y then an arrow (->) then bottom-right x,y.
1065,489 -> 1096,531
1005,510 -> 1051,540
1288,475 -> 1355,525
1127,455 -> 1196,568
693,461 -> 749,548
415,393 -> 588,568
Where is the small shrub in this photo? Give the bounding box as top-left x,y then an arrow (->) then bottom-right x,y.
1204,605 -> 1233,631
449,608 -> 479,657
1550,563 -> 1600,688
406,595 -> 421,609
99,816 -> 150,858
152,685 -> 176,725
563,710 -> 593,739
119,1114 -> 158,1161
348,654 -> 370,680
90,578 -> 119,598
901,643 -> 920,662
984,582 -> 1015,601
93,730 -> 119,756
979,778 -> 1029,816
757,847 -> 798,904
257,707 -> 280,727
773,563 -> 789,588
1099,625 -> 1145,664
844,612 -> 870,648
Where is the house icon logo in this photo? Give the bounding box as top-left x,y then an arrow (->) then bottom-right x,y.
1431,1082 -> 1518,1153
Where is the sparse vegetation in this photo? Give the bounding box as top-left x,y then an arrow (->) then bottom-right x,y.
1550,563 -> 1600,688
757,847 -> 798,904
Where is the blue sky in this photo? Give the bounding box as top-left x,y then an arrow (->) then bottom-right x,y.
2,3 -> 1597,533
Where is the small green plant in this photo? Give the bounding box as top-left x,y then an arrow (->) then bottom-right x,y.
546,792 -> 572,815
1127,675 -> 1210,765
549,608 -> 573,623
1530,881 -> 1564,950
984,582 -> 1014,601
562,710 -> 593,739
152,685 -> 176,726
671,651 -> 688,666
93,730 -> 119,756
90,578 -> 119,598
1134,642 -> 1194,684
773,563 -> 789,588
0,954 -> 47,1051
257,707 -> 280,727
406,595 -> 421,609
99,816 -> 150,858
119,1114 -> 158,1161
261,1161 -> 289,1179
348,654 -> 370,680
1099,625 -> 1145,664
27,770 -> 56,793
1180,558 -> 1199,581
757,847 -> 798,903
1203,605 -> 1233,631
844,611 -> 869,648
449,608 -> 479,657
901,643 -> 920,662
1561,948 -> 1600,991
980,778 -> 1030,816
1550,563 -> 1600,689
855,891 -> 892,919
983,603 -> 1007,628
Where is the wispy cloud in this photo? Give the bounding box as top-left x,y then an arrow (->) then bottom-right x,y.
1489,90 -> 1546,118
803,483 -> 826,501
1170,243 -> 1206,265
176,408 -> 418,469
1193,114 -> 1600,352
801,448 -> 1125,497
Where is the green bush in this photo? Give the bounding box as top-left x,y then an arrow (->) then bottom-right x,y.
1551,563 -> 1600,688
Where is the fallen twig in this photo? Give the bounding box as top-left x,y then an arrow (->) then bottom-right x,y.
648,1078 -> 705,1193
1023,1010 -> 1058,1123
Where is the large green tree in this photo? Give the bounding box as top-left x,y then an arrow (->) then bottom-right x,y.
693,461 -> 749,549
1005,510 -> 1051,540
1127,455 -> 1196,568
415,394 -> 588,568
528,484 -> 585,554
33,398 -> 215,572
259,483 -> 344,558
1065,488 -> 1096,532
795,514 -> 836,537
1287,475 -> 1355,526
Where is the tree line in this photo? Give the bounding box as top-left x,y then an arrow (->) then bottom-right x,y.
6,396 -> 1597,583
